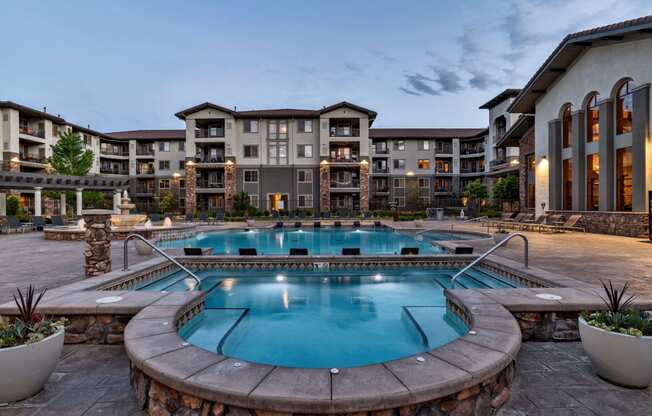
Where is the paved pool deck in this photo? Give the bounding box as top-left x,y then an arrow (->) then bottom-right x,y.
0,343 -> 649,416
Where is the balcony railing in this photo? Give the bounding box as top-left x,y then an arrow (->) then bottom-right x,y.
136,148 -> 155,156
373,167 -> 388,174
434,188 -> 452,193
19,154 -> 47,164
436,146 -> 452,154
137,166 -> 155,175
195,155 -> 225,163
329,127 -> 360,137
460,167 -> 484,173
100,168 -> 129,175
135,187 -> 155,194
195,128 -> 225,139
331,180 -> 360,188
19,127 -> 45,139
329,154 -> 359,163
197,180 -> 225,189
460,147 -> 484,155
435,168 -> 452,174
372,187 -> 389,193
373,148 -> 388,154
490,158 -> 507,167
100,149 -> 129,156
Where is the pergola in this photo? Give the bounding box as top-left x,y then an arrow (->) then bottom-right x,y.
0,171 -> 130,217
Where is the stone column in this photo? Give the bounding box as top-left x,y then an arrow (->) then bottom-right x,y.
113,190 -> 121,214
319,161 -> 330,212
82,209 -> 113,277
598,99 -> 615,211
0,193 -> 6,216
185,160 -> 196,215
224,160 -> 236,212
359,160 -> 369,212
632,84 -> 650,212
60,192 -> 67,217
76,188 -> 84,217
571,110 -> 586,211
34,187 -> 42,216
548,119 -> 562,210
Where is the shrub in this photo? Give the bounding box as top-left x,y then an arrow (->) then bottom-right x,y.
6,195 -> 20,216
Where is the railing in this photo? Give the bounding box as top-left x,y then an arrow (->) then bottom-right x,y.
329,127 -> 360,137
137,167 -> 155,175
135,187 -> 155,194
329,154 -> 359,163
100,169 -> 129,175
372,187 -> 389,193
373,167 -> 388,173
195,156 -> 225,163
19,127 -> 45,138
19,154 -> 47,164
195,128 -> 225,139
100,149 -> 129,156
449,216 -> 488,232
197,181 -> 224,189
460,168 -> 484,174
436,147 -> 452,154
373,148 -> 388,154
460,148 -> 484,155
450,233 -> 528,287
435,168 -> 452,174
123,234 -> 201,290
331,181 -> 360,188
136,148 -> 155,156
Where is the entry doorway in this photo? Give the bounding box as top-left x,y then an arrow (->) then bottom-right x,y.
268,193 -> 289,212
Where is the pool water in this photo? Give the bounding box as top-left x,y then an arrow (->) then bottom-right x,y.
157,227 -> 456,255
139,267 -> 521,368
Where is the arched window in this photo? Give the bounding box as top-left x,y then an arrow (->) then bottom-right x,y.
562,105 -> 572,148
616,80 -> 634,134
586,94 -> 600,142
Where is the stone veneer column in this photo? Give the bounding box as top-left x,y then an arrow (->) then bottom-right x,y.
34,187 -> 42,216
60,192 -> 67,217
82,209 -> 113,277
185,160 -> 196,215
113,190 -> 121,214
632,84 -> 650,212
548,119 -> 562,210
359,160 -> 369,212
76,188 -> 84,217
598,99 -> 615,211
224,160 -> 236,212
319,161 -> 330,212
0,192 -> 6,216
571,110 -> 586,211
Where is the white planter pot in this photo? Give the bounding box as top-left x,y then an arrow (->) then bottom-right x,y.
493,232 -> 509,245
134,239 -> 154,255
579,317 -> 652,388
0,328 -> 64,403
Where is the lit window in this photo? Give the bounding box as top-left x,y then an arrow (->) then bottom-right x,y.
562,105 -> 572,148
586,94 -> 600,142
616,147 -> 632,211
159,179 -> 170,190
418,159 -> 430,169
617,80 -> 634,135
249,195 -> 259,208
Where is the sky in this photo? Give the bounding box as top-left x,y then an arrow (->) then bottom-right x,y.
2,0 -> 652,132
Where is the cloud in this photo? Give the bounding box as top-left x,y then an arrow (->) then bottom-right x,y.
370,49 -> 399,63
399,87 -> 421,96
431,66 -> 464,93
403,73 -> 440,96
344,62 -> 365,75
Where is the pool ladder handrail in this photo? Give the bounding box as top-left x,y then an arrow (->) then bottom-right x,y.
123,233 -> 201,290
450,232 -> 528,287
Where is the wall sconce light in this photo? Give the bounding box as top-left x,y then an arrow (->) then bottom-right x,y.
10,157 -> 20,163
360,159 -> 368,165
172,172 -> 181,178
186,160 -> 195,166
406,171 -> 415,176
320,160 -> 329,165
225,160 -> 234,166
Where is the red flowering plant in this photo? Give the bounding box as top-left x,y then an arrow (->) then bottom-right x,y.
0,285 -> 66,348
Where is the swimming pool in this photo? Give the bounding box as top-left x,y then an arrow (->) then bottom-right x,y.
157,227 -> 466,255
139,267 -> 521,368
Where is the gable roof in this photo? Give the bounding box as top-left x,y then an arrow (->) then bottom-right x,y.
105,129 -> 186,140
509,15 -> 652,114
369,127 -> 487,139
0,100 -> 66,124
478,89 -> 522,110
495,115 -> 534,147
319,101 -> 377,119
174,102 -> 237,120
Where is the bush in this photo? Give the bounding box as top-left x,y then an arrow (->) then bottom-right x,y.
478,207 -> 503,218
6,196 -> 20,216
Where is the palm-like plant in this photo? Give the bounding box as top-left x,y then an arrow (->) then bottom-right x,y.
598,280 -> 636,313
13,285 -> 46,324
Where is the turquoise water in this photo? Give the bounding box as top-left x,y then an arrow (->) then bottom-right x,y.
140,268 -> 521,368
157,227 -> 473,255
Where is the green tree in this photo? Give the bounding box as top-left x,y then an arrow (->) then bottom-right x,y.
463,179 -> 488,200
6,195 -> 20,216
159,191 -> 175,213
233,191 -> 250,214
47,131 -> 94,176
493,175 -> 519,202
82,191 -> 105,208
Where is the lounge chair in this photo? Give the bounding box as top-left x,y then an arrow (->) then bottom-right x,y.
215,211 -> 225,223
185,213 -> 194,222
32,216 -> 45,231
51,216 -> 65,226
342,248 -> 360,255
184,247 -> 213,256
294,222 -> 302,228
7,216 -> 28,233
353,221 -> 361,228
149,213 -> 161,222
324,212 -> 332,219
199,211 -> 209,223
400,247 -> 419,255
239,248 -> 258,256
363,212 -> 372,219
289,248 -> 309,255
540,214 -> 585,232
334,221 -> 342,227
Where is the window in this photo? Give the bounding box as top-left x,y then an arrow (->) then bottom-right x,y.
617,80 -> 634,134
435,178 -> 451,192
616,147 -> 632,211
418,140 -> 430,151
298,169 -> 313,183
179,160 -> 185,170
563,159 -> 572,210
297,144 -> 313,158
297,120 -> 313,133
418,159 -> 430,170
249,195 -> 259,208
393,178 -> 405,188
418,178 -> 429,188
393,159 -> 405,170
394,197 -> 405,207
159,142 -> 170,152
243,144 -> 258,158
243,120 -> 258,133
562,105 -> 572,148
179,179 -> 186,189
159,179 -> 170,190
159,160 -> 170,170
178,142 -> 185,152
586,154 -> 599,211
394,140 -> 405,151
244,170 -> 259,183
586,94 -> 600,142
374,141 -> 387,153
298,194 -> 313,208
268,120 -> 288,139
436,160 -> 450,173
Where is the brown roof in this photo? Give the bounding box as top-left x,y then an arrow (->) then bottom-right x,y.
478,89 -> 522,109
0,101 -> 66,124
509,15 -> 652,114
175,101 -> 377,123
105,129 -> 186,140
495,115 -> 534,148
370,128 -> 487,139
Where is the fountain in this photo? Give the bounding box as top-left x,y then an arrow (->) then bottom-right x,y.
111,190 -> 147,228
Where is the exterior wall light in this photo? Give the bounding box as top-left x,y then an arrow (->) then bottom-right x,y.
225,160 -> 234,165
320,160 -> 329,165
172,172 -> 181,178
406,171 -> 415,176
10,157 -> 20,163
186,160 -> 195,166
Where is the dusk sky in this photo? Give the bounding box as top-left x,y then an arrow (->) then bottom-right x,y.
2,0 -> 651,132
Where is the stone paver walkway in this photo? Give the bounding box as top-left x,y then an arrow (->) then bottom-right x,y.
1,343 -> 649,415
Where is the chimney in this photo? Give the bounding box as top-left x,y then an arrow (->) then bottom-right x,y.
234,106 -> 237,111
43,106 -> 47,113
87,124 -> 90,129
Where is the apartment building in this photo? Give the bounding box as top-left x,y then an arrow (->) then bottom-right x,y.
368,128 -> 487,210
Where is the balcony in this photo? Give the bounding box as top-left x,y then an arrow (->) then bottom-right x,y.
100,168 -> 129,175
19,154 -> 47,165
19,127 -> 45,140
136,147 -> 155,157
435,167 -> 452,174
373,167 -> 389,174
197,180 -> 225,193
436,146 -> 452,154
373,147 -> 388,155
195,127 -> 225,139
135,186 -> 155,195
329,154 -> 359,163
460,147 -> 484,155
195,155 -> 225,164
330,180 -> 360,190
372,186 -> 389,194
136,166 -> 155,175
100,149 -> 129,157
460,168 -> 484,174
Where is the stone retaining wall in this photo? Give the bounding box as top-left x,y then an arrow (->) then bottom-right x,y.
130,362 -> 516,416
514,311 -> 580,341
547,210 -> 648,238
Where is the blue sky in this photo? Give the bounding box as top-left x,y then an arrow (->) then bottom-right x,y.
2,0 -> 651,131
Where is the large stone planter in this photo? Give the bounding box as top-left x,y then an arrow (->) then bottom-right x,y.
579,317 -> 652,388
0,327 -> 64,402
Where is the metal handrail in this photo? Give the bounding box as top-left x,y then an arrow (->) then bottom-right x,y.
450,232 -> 528,287
123,234 -> 201,290
450,216 -> 489,232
